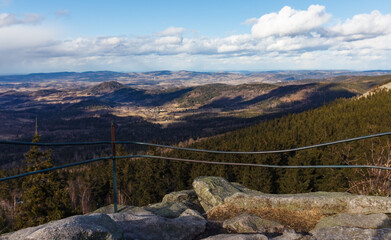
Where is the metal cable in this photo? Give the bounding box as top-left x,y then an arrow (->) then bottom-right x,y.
0,140 -> 110,146
0,156 -> 112,182
133,154 -> 391,170
2,154 -> 389,182
1,131 -> 391,154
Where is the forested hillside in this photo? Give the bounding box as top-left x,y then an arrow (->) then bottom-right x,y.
124,89 -> 391,205
1,89 -> 391,233
40,89 -> 391,211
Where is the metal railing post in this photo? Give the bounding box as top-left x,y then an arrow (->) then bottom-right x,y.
111,122 -> 118,213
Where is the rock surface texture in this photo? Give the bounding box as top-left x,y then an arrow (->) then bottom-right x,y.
222,213 -> 285,234
2,176 -> 391,240
193,176 -> 391,215
2,208 -> 206,240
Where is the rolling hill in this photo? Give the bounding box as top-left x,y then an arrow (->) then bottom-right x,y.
0,73 -> 391,169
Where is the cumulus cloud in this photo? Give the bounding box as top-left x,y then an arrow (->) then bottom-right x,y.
156,27 -> 184,36
0,13 -> 42,28
2,5 -> 391,73
329,10 -> 391,38
250,5 -> 330,38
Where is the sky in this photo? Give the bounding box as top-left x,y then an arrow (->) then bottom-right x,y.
1,0 -> 391,74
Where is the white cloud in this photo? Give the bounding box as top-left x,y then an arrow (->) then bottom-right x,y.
2,5 -> 391,73
0,25 -> 55,51
156,27 -> 184,36
242,17 -> 258,25
265,35 -> 335,52
251,5 -> 331,38
0,13 -> 42,28
155,36 -> 183,45
329,10 -> 391,38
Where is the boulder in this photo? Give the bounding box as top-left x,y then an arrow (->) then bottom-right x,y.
110,208 -> 206,240
2,213 -> 121,240
194,176 -> 391,214
144,201 -> 190,218
193,176 -> 259,212
310,226 -> 391,240
91,204 -> 143,214
220,190 -> 391,216
201,233 -> 268,240
272,229 -> 307,240
162,189 -> 204,214
311,213 -> 391,232
193,176 -> 243,212
223,212 -> 285,234
3,208 -> 207,240
162,189 -> 198,203
194,177 -> 391,232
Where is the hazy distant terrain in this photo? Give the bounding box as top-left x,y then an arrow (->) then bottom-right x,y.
1,70 -> 391,91
0,70 -> 391,167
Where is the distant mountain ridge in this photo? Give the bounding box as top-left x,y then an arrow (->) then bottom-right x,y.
2,70 -> 391,87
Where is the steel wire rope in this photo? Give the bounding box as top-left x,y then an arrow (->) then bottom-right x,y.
0,131 -> 391,154
1,154 -> 390,182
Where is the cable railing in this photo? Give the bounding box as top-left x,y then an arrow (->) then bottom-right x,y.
1,126 -> 391,213
2,131 -> 391,154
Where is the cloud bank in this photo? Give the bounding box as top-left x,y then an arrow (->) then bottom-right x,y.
0,13 -> 42,28
1,5 -> 391,73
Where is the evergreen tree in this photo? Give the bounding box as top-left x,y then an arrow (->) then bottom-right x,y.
14,135 -> 73,229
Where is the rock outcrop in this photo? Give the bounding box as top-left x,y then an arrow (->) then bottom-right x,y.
193,176 -> 391,216
2,207 -> 206,240
311,213 -> 391,232
3,176 -> 391,240
311,227 -> 391,240
310,213 -> 391,240
222,213 -> 285,234
202,233 -> 269,240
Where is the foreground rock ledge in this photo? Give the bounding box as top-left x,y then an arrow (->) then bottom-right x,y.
193,176 -> 391,216
1,208 -> 206,240
2,176 -> 391,240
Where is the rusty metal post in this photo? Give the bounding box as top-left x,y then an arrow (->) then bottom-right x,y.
111,122 -> 118,213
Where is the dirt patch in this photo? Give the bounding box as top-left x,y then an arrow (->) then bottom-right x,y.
207,202 -> 326,232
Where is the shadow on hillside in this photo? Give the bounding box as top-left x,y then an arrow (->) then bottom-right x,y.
99,87 -> 194,106
199,83 -> 356,111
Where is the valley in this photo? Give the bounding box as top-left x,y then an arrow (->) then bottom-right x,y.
0,71 -> 391,168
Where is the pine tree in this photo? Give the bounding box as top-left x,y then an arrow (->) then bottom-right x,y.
14,135 -> 73,229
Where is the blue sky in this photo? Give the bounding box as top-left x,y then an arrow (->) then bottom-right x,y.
1,0 -> 391,74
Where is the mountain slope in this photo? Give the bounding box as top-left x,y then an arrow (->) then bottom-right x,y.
162,89 -> 391,196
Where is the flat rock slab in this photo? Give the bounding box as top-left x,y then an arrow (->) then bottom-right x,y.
272,230 -> 307,240
1,213 -> 121,240
311,213 -> 391,232
223,213 -> 285,234
194,176 -> 391,215
223,191 -> 391,215
311,226 -> 391,240
3,208 -> 207,240
144,201 -> 190,218
201,233 -> 268,240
